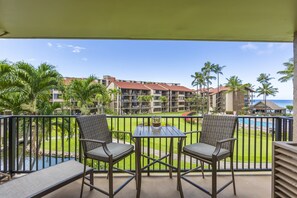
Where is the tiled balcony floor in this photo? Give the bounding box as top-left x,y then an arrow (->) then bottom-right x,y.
45,173 -> 271,198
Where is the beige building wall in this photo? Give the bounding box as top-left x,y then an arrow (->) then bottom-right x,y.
225,92 -> 233,112
211,94 -> 217,110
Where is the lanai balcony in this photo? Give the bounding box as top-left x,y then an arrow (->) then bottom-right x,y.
1,0 -> 297,197
0,115 -> 292,197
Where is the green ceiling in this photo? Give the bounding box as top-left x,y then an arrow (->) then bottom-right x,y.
0,0 -> 296,41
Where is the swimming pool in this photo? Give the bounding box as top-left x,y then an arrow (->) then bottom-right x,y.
238,118 -> 274,128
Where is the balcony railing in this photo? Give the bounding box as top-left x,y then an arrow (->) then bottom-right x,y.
0,115 -> 292,175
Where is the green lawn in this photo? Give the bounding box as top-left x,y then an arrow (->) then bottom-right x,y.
41,112 -> 274,171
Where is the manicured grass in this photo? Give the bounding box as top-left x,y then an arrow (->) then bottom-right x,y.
36,112 -> 273,174
42,112 -> 274,169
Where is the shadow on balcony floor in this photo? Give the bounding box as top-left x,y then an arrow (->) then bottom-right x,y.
45,173 -> 271,198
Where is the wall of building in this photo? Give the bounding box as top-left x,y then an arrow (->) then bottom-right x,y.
225,92 -> 233,112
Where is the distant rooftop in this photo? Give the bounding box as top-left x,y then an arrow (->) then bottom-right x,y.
114,81 -> 150,90
253,101 -> 286,110
62,75 -> 192,91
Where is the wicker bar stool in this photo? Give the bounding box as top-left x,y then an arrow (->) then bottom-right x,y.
77,114 -> 135,198
178,114 -> 237,198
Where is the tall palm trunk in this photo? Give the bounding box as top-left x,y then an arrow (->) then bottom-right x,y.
264,94 -> 267,115
17,120 -> 31,170
196,84 -> 199,113
202,84 -> 206,114
207,83 -> 210,113
235,91 -> 239,115
217,74 -> 220,112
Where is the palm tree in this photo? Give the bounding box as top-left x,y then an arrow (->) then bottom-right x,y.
0,60 -> 16,92
7,61 -> 62,170
0,92 -> 27,114
137,95 -> 144,114
95,93 -> 103,114
69,75 -> 105,115
14,61 -> 62,114
256,73 -> 278,115
159,96 -> 168,112
277,58 -> 294,83
95,90 -> 111,114
212,64 -> 226,112
256,83 -> 278,115
257,73 -> 274,84
184,97 -> 193,111
202,61 -> 216,113
108,88 -> 121,115
61,84 -> 74,115
212,64 -> 226,92
225,76 -> 246,114
143,95 -> 153,113
191,72 -> 205,113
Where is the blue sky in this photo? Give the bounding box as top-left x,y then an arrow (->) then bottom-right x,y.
0,39 -> 293,99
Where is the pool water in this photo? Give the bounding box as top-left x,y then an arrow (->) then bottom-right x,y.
238,118 -> 274,128
15,156 -> 75,171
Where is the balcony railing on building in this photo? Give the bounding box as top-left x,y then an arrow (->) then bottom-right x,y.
0,115 -> 292,175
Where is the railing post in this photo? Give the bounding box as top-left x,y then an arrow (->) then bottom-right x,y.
275,117 -> 282,141
8,116 -> 16,176
288,118 -> 293,141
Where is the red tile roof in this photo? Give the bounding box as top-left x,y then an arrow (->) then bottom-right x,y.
115,81 -> 150,90
159,84 -> 192,92
209,86 -> 230,95
144,84 -> 169,91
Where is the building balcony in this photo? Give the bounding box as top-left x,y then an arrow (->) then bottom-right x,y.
0,115 -> 291,198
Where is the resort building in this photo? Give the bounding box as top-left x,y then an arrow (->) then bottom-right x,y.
207,86 -> 255,114
107,81 -> 152,114
50,76 -> 254,115
157,84 -> 194,112
106,76 -> 193,114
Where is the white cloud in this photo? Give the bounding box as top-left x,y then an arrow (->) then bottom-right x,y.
49,43 -> 86,53
81,57 -> 88,61
241,42 -> 258,50
70,46 -> 86,53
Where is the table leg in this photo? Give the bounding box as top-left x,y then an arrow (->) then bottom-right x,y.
135,138 -> 142,198
177,138 -> 184,198
169,138 -> 173,178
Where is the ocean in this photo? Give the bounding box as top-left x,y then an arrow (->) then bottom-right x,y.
253,99 -> 293,108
